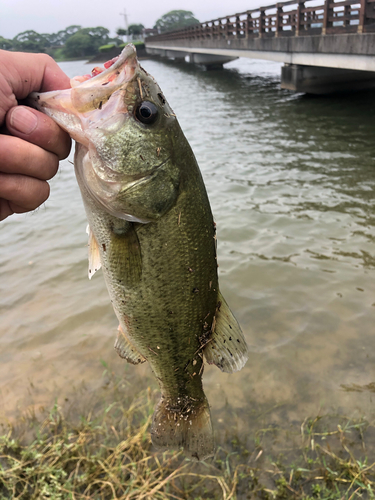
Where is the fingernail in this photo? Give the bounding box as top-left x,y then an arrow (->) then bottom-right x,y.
10,107 -> 38,135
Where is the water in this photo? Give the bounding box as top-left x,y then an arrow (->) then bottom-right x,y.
0,57 -> 374,449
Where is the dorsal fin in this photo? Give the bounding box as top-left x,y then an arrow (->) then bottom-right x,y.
203,291 -> 248,373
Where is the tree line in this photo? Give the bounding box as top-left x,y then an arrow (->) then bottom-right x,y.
0,10 -> 200,59
0,26 -> 116,58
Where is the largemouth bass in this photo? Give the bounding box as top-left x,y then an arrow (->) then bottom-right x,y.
29,44 -> 248,460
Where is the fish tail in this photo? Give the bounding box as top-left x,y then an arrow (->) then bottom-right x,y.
151,394 -> 214,460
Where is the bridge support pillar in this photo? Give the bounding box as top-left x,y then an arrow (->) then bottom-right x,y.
281,64 -> 375,94
165,50 -> 188,61
189,53 -> 237,70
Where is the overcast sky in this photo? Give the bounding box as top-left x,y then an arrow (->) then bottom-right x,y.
1,0 -> 264,39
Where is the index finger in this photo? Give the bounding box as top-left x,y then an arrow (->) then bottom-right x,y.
3,50 -> 70,95
0,50 -> 71,122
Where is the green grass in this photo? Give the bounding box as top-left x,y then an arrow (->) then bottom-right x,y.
0,377 -> 375,499
119,41 -> 145,49
99,44 -> 117,53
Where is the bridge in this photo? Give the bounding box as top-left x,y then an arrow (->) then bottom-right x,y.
145,0 -> 375,93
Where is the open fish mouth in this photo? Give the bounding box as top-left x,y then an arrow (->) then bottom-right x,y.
27,44 -> 139,146
28,45 -> 180,224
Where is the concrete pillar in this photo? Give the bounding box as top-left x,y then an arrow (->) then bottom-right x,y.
281,64 -> 375,94
190,53 -> 237,69
145,48 -> 167,57
165,50 -> 189,60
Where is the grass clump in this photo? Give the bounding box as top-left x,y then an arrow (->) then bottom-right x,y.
259,416 -> 375,499
0,389 -> 239,499
99,44 -> 117,53
0,385 -> 375,499
119,41 -> 145,50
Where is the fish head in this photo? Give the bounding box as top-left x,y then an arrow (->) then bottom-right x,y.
29,44 -> 181,222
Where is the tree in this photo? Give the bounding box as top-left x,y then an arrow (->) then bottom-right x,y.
55,25 -> 82,45
42,32 -> 61,47
128,24 -> 145,37
64,32 -> 93,57
12,30 -> 49,52
7,25 -> 112,57
154,10 -> 199,33
116,28 -> 127,38
82,27 -> 110,42
0,37 -> 13,50
63,27 -> 110,57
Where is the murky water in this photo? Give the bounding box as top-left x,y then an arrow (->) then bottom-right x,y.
0,57 -> 374,450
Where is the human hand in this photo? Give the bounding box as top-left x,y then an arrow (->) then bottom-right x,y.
0,50 -> 71,221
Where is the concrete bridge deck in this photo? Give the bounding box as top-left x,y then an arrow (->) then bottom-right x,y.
145,0 -> 375,93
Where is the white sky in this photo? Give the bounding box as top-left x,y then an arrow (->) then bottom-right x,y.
1,0 -> 264,40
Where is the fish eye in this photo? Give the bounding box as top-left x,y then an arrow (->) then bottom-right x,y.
135,101 -> 159,125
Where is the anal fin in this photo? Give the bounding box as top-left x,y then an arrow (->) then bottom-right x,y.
203,290 -> 248,373
114,325 -> 146,365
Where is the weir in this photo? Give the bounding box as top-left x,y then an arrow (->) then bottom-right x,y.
145,0 -> 375,93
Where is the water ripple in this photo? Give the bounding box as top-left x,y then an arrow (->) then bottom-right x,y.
0,56 -> 374,426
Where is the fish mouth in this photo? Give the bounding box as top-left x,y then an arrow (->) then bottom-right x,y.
69,44 -> 138,89
27,44 -> 139,145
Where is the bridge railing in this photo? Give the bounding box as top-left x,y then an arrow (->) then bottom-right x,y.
146,0 -> 375,42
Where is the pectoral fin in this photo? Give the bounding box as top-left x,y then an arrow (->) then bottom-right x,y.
87,225 -> 102,279
109,222 -> 142,288
114,325 -> 146,364
203,291 -> 248,373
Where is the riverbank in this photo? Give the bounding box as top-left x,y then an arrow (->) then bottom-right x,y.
1,371 -> 374,500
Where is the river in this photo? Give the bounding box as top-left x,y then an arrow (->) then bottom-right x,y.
0,56 -> 374,455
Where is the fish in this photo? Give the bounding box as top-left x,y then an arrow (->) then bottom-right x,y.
28,44 -> 249,460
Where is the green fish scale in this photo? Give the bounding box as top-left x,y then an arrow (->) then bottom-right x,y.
83,143 -> 219,402
118,165 -> 216,400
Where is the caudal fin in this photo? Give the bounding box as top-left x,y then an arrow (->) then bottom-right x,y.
151,395 -> 214,460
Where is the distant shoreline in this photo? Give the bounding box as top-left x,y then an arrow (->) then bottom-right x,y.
6,44 -> 152,64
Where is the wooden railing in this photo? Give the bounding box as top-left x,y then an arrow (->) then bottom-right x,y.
146,0 -> 375,42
